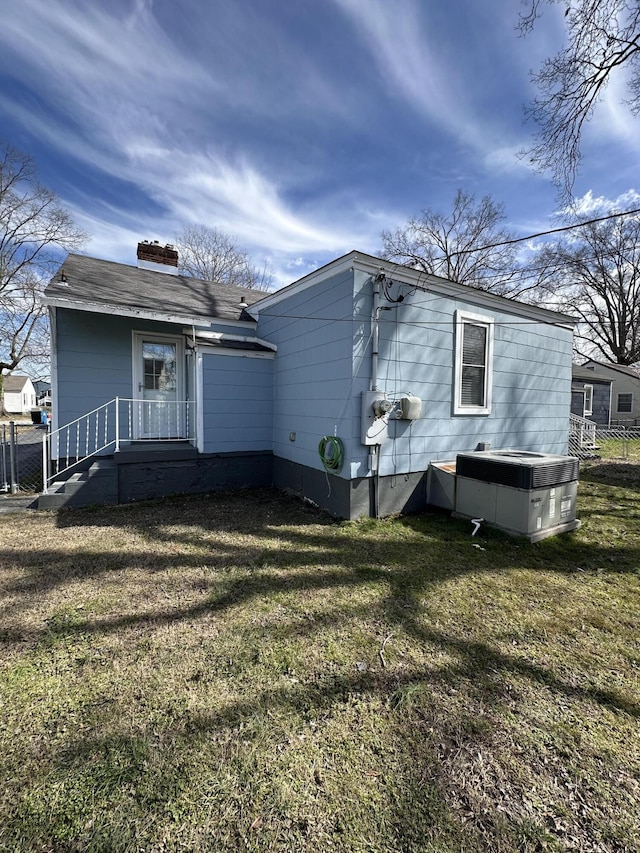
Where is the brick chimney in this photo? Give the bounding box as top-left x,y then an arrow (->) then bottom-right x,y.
137,240 -> 179,270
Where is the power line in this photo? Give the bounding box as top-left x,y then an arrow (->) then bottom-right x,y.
444,206 -> 640,258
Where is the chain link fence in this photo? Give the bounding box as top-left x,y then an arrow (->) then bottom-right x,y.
594,426 -> 640,461
569,415 -> 640,461
0,422 -> 46,494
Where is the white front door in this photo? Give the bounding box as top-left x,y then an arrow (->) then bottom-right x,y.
133,334 -> 185,439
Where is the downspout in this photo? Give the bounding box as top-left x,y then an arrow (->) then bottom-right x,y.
371,273 -> 382,392
370,273 -> 384,516
49,306 -> 58,434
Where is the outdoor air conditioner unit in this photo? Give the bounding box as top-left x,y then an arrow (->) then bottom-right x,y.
452,449 -> 581,542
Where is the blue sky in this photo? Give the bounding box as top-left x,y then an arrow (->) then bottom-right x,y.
1,0 -> 639,287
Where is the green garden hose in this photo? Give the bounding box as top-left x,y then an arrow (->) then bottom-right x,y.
318,435 -> 344,474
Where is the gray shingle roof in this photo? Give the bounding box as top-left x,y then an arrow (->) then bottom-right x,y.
571,364 -> 612,383
3,375 -> 31,392
44,254 -> 266,324
581,359 -> 640,380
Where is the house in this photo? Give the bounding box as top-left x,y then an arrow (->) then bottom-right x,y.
579,359 -> 640,426
571,364 -> 612,426
33,380 -> 52,408
2,374 -> 37,415
40,243 -> 577,518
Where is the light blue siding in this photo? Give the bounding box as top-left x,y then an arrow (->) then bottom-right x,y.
345,273 -> 574,479
257,269 -> 356,473
54,309 -> 189,429
200,352 -> 273,452
254,268 -> 573,480
54,260 -> 574,483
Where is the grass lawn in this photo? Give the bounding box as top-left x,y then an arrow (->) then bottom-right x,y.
1,462 -> 639,852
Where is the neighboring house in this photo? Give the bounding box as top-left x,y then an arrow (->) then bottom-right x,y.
2,374 -> 37,415
579,360 -> 640,426
33,380 -> 52,407
571,365 -> 612,426
40,243 -> 577,518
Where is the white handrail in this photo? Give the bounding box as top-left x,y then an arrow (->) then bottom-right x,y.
568,412 -> 597,455
43,398 -> 196,492
44,399 -> 117,492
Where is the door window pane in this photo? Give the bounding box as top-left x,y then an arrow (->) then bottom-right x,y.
142,343 -> 176,392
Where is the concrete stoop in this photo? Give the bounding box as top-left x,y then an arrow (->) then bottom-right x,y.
38,459 -> 118,510
37,442 -> 200,509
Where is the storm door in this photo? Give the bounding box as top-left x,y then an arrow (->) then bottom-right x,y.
133,334 -> 185,439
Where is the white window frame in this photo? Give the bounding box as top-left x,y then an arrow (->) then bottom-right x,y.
617,392 -> 633,414
453,310 -> 494,416
583,384 -> 593,416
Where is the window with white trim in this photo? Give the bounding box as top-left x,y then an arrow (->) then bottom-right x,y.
584,384 -> 593,416
617,392 -> 633,413
454,310 -> 494,415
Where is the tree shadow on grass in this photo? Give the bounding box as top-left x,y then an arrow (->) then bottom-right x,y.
17,623 -> 639,852
580,461 -> 640,488
3,472 -> 640,849
3,470 -> 640,649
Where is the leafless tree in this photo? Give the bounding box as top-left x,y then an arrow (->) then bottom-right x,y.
520,0 -> 640,200
175,224 -> 272,290
538,210 -> 640,364
380,190 -> 535,298
0,141 -> 87,379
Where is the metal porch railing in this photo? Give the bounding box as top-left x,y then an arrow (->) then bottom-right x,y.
43,398 -> 196,492
568,413 -> 598,457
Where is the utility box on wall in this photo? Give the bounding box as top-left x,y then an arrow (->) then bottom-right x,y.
396,395 -> 422,420
361,390 -> 390,445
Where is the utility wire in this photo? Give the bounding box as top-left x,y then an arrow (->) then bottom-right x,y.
440,206 -> 640,258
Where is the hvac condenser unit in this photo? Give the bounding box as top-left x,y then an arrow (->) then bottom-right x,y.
453,449 -> 581,542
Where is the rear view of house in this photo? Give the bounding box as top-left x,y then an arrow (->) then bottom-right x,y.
579,360 -> 640,426
571,365 -> 612,426
41,245 -> 578,527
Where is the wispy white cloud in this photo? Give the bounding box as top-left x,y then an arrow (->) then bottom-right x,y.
483,145 -> 532,175
331,0 -> 470,135
330,0 -> 534,175
2,0 -> 638,285
591,68 -> 640,147
0,0 -> 377,266
566,188 -> 640,217
127,146 -> 369,254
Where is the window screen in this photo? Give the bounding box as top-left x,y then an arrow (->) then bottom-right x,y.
454,311 -> 493,414
617,392 -> 633,413
461,323 -> 487,407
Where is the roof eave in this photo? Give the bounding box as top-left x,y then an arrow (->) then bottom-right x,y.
42,294 -> 258,330
247,249 -> 578,328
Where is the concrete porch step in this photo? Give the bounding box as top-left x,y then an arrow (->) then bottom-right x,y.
115,441 -> 198,464
38,458 -> 118,510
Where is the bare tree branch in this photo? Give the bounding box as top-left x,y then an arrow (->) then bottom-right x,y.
0,141 -> 87,377
380,190 -> 528,297
520,0 -> 640,201
175,225 -> 272,291
538,208 -> 640,364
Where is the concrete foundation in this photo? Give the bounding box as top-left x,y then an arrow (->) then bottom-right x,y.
41,445 -> 426,519
273,457 -> 427,519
